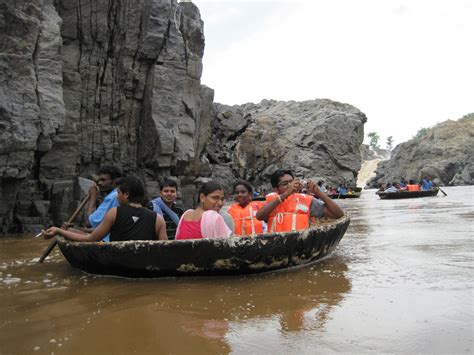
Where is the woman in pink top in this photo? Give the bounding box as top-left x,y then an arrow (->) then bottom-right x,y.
175,181 -> 232,240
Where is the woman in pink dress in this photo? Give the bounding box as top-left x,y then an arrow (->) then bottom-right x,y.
175,181 -> 232,240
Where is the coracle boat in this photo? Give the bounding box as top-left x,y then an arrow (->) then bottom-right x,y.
328,192 -> 361,199
377,188 -> 439,200
57,214 -> 350,278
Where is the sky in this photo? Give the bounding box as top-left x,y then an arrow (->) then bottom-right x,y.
190,0 -> 473,146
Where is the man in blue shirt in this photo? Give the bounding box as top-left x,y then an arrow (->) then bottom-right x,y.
420,176 -> 434,191
85,165 -> 123,241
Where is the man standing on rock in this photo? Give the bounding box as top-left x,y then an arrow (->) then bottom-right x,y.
148,178 -> 184,240
84,165 -> 124,241
256,169 -> 344,233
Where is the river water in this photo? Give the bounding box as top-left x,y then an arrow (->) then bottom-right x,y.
1,186 -> 473,354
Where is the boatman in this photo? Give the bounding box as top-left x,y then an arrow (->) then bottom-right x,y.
43,176 -> 167,242
256,169 -> 344,233
148,178 -> 184,240
420,175 -> 434,191
83,165 -> 124,241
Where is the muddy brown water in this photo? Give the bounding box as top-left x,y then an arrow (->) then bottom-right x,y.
1,187 -> 473,354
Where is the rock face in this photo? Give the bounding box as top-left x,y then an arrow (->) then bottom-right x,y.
367,114 -> 474,187
207,99 -> 367,192
0,0 -> 212,232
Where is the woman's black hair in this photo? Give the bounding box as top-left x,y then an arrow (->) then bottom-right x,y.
118,176 -> 145,203
199,181 -> 224,196
232,180 -> 253,194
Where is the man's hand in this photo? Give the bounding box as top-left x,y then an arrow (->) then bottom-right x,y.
282,179 -> 302,199
307,180 -> 323,197
42,227 -> 62,239
61,222 -> 74,230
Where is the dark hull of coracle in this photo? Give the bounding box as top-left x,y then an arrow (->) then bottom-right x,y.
378,188 -> 439,199
57,215 -> 350,278
328,193 -> 361,199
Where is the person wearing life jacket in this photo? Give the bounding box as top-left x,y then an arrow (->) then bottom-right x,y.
256,170 -> 344,233
227,180 -> 266,237
406,179 -> 420,192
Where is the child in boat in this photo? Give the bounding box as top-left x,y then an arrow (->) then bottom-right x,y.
42,176 -> 167,242
175,181 -> 232,240
227,180 -> 267,237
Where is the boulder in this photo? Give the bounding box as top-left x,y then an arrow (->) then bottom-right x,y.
207,99 -> 367,191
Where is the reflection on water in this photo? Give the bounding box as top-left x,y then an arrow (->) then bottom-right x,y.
0,186 -> 473,354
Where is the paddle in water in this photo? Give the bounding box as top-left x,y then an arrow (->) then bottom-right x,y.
38,193 -> 91,263
436,185 -> 448,196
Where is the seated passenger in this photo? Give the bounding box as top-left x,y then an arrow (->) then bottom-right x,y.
406,179 -> 420,192
420,175 -> 434,191
337,183 -> 348,196
227,180 -> 266,237
256,170 -> 344,233
175,181 -> 232,240
148,178 -> 185,240
384,183 -> 399,193
43,176 -> 167,242
400,177 -> 408,188
83,165 -> 124,241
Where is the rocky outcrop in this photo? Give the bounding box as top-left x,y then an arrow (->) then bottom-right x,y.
0,0 -> 212,233
206,99 -> 367,192
367,114 -> 474,187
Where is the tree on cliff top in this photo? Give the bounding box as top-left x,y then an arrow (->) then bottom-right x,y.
367,132 -> 380,149
386,136 -> 394,151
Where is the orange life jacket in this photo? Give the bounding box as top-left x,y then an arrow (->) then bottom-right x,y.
407,184 -> 419,191
228,201 -> 265,236
266,193 -> 312,233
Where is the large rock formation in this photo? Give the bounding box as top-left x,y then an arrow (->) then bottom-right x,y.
207,99 -> 367,192
0,0 -> 212,232
0,1 -> 367,234
367,114 -> 474,187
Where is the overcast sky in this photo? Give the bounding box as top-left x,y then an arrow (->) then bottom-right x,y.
191,0 -> 473,146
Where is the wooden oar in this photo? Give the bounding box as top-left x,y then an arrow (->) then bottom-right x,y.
435,185 -> 448,196
38,193 -> 91,263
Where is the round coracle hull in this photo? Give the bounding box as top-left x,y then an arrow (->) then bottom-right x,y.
378,188 -> 439,200
57,215 -> 350,278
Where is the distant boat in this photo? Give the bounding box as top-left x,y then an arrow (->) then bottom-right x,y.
377,188 -> 439,200
57,215 -> 350,278
328,192 -> 361,199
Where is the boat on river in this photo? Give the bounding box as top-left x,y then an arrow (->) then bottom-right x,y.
56,214 -> 350,278
328,192 -> 361,199
377,188 -> 439,200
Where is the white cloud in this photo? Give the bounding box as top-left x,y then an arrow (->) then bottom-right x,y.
194,0 -> 474,145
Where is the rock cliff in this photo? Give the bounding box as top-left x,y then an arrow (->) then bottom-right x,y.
367,114 -> 474,187
0,0 -> 212,232
0,0 -> 367,234
207,99 -> 367,192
